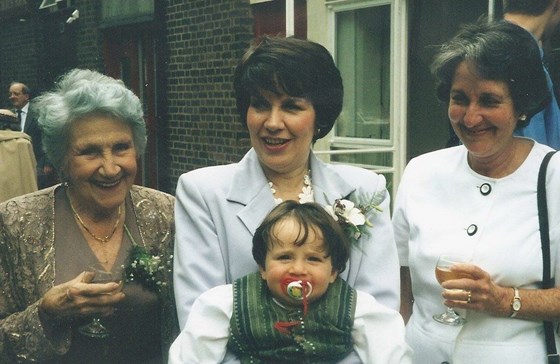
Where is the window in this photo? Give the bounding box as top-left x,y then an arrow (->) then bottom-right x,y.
312,0 -> 539,197
251,0 -> 307,38
336,6 -> 390,142
320,0 -> 408,195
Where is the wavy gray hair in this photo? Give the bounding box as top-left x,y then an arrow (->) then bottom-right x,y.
33,69 -> 146,180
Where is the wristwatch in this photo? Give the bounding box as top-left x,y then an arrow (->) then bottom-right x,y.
510,287 -> 521,318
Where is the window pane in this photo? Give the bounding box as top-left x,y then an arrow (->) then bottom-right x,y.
330,149 -> 393,169
335,5 -> 391,140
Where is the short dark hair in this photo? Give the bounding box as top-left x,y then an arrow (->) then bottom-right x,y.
233,36 -> 343,142
503,0 -> 553,15
431,19 -> 550,127
252,201 -> 350,274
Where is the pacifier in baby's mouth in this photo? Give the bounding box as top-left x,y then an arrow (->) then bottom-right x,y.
274,277 -> 313,335
281,277 -> 313,300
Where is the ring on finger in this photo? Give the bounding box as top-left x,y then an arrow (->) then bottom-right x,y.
466,290 -> 472,304
66,288 -> 74,301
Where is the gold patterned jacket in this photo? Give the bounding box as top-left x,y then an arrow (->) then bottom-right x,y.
0,185 -> 178,363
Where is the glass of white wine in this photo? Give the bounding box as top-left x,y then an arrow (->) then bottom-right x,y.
78,263 -> 122,338
433,254 -> 471,326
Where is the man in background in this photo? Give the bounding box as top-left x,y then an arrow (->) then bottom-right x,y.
9,81 -> 56,188
504,0 -> 560,149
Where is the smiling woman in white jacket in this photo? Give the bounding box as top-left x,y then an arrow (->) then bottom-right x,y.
173,36 -> 401,363
393,19 -> 560,363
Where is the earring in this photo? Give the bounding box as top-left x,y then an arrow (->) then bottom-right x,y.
519,114 -> 527,121
316,128 -> 322,135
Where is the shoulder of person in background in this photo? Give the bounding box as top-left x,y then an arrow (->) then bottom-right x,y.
0,109 -> 21,131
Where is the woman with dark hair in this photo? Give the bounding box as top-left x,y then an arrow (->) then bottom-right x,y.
0,69 -> 177,363
174,35 -> 400,362
393,20 -> 559,363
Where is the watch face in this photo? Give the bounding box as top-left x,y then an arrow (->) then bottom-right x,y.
513,300 -> 521,311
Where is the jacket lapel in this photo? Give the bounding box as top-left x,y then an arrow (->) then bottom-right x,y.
227,149 -> 277,235
33,187 -> 58,304
226,149 -> 359,235
226,149 -> 358,235
309,153 -> 356,206
21,108 -> 34,134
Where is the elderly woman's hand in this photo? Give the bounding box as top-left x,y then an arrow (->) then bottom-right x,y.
39,271 -> 125,326
441,263 -> 512,317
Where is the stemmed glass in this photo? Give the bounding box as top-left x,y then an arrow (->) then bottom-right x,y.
78,263 -> 122,338
433,254 -> 471,326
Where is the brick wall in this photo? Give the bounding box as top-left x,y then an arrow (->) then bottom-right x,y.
0,17 -> 40,108
73,0 -> 104,72
0,1 -> 103,104
1,0 -> 258,194
164,0 -> 255,192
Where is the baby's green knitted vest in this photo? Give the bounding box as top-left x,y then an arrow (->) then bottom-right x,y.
227,272 -> 356,363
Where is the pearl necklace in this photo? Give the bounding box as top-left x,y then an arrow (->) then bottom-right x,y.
269,172 -> 314,204
67,191 -> 122,244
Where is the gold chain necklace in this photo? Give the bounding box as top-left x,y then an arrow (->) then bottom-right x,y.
67,191 -> 122,244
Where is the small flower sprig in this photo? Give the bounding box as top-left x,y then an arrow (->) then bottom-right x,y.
324,193 -> 382,243
123,244 -> 173,295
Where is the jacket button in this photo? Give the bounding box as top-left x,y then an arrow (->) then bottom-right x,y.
479,183 -> 492,195
466,224 -> 478,236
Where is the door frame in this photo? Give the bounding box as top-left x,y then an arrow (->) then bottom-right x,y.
103,24 -> 158,188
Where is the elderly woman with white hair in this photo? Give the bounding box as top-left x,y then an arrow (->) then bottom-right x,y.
0,69 -> 177,363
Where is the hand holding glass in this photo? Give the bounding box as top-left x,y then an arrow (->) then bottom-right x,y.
433,255 -> 471,326
78,263 -> 123,338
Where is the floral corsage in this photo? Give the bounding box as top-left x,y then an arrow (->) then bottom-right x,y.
123,244 -> 173,295
324,193 -> 382,243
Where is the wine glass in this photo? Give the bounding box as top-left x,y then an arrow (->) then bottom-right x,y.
78,263 -> 122,338
433,254 -> 471,326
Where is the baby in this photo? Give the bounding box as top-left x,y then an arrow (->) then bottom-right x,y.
169,201 -> 411,363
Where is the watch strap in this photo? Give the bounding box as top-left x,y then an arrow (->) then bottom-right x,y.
509,287 -> 520,318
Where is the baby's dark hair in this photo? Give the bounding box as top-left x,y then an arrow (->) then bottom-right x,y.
252,200 -> 350,273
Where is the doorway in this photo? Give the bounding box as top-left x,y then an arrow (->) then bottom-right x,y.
103,24 -> 159,188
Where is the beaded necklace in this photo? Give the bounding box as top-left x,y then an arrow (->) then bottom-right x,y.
268,172 -> 314,204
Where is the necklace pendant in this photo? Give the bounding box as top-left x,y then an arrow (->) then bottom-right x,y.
67,189 -> 122,244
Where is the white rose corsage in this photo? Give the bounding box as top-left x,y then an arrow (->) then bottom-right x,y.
324,193 -> 382,243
